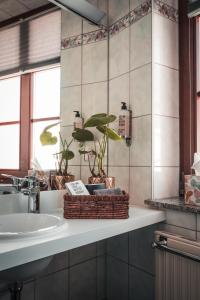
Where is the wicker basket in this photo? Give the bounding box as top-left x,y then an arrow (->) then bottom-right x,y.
63,193 -> 129,219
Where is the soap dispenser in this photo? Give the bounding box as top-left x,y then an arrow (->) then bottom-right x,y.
74,111 -> 83,130
118,102 -> 132,146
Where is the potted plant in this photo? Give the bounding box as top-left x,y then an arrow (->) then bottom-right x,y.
72,113 -> 122,188
40,123 -> 75,190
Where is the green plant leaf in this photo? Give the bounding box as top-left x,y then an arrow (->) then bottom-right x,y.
40,122 -> 60,145
84,114 -> 117,128
62,149 -> 74,161
79,150 -> 90,155
91,113 -> 107,118
97,125 -> 122,140
72,128 -> 94,142
40,132 -> 58,145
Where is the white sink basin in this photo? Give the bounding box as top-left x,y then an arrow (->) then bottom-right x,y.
0,213 -> 64,239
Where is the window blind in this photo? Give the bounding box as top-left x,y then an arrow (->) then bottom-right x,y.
0,10 -> 61,77
0,26 -> 20,75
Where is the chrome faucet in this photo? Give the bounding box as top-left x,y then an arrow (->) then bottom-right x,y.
1,174 -> 40,213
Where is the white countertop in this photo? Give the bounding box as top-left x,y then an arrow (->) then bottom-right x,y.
0,204 -> 165,272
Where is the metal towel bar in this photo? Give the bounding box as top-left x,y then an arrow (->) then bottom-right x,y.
152,239 -> 200,263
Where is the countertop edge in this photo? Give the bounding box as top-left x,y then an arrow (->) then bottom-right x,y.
144,198 -> 200,214
0,207 -> 165,272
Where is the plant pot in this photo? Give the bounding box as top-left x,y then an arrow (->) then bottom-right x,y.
50,174 -> 75,190
88,176 -> 115,189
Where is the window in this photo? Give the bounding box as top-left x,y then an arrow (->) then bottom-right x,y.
0,66 -> 60,178
0,10 -> 61,181
31,67 -> 60,170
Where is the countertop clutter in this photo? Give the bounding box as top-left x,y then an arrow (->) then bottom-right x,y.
0,190 -> 165,272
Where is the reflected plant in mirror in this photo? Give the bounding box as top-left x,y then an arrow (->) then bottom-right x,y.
40,123 -> 75,189
72,113 -> 122,188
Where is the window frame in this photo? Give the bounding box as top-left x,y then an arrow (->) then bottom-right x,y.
0,66 -> 60,183
179,0 -> 198,176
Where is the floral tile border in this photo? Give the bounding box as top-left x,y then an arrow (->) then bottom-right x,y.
61,0 -> 178,49
109,0 -> 152,37
130,1 -> 152,25
61,28 -> 108,50
153,0 -> 178,22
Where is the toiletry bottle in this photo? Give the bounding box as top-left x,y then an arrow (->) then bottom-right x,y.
74,111 -> 83,130
118,102 -> 131,140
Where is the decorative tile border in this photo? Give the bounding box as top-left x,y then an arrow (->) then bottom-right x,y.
61,34 -> 82,49
153,0 -> 178,22
61,28 -> 108,50
83,28 -> 108,45
109,13 -> 130,38
61,0 -> 178,49
109,0 -> 152,37
130,1 -> 152,25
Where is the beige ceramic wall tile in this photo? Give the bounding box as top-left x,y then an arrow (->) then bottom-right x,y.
153,64 -> 179,118
153,167 -> 179,199
109,72 -> 130,117
60,86 -> 81,126
153,13 -> 178,69
82,40 -> 108,84
130,64 -> 151,117
130,116 -> 151,166
108,139 -> 129,166
153,115 -> 179,167
129,167 -> 152,206
130,14 -> 152,70
160,224 -> 196,240
108,166 -> 130,192
61,47 -> 82,87
82,81 -> 108,120
109,28 -> 130,79
109,0 -> 129,24
80,165 -> 91,184
165,210 -> 196,231
83,20 -> 99,33
67,166 -> 81,181
130,0 -> 147,10
197,215 -> 200,232
61,10 -> 82,38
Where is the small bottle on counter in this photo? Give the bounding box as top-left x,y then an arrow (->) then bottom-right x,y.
74,111 -> 83,130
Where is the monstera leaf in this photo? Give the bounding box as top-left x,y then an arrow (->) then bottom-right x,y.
84,114 -> 116,128
40,122 -> 59,145
72,128 -> 94,142
97,125 -> 122,141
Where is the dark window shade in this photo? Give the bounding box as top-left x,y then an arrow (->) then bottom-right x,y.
0,10 -> 61,77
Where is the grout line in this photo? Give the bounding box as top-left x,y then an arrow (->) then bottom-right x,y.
154,62 -> 179,72
107,3 -> 110,177
154,113 -> 179,119
80,19 -> 83,180
61,78 -> 108,89
132,114 -> 152,119
107,253 -> 155,277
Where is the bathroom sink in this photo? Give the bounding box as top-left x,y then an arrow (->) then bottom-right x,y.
0,213 -> 64,239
